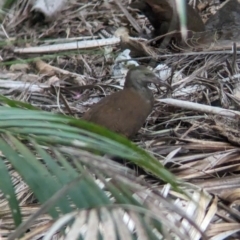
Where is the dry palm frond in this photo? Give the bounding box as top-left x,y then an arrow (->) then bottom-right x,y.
1,0 -> 240,239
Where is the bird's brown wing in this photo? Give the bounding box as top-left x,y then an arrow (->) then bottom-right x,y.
82,88 -> 154,138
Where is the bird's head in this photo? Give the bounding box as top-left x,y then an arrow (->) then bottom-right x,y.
124,66 -> 163,90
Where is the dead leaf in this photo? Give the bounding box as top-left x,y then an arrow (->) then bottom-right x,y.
31,0 -> 67,20
35,59 -> 55,76
10,63 -> 30,72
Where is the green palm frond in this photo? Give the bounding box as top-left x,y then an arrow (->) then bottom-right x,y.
0,97 -> 205,240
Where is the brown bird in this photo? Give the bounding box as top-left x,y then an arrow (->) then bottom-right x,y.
82,66 -> 161,138
130,0 -> 205,46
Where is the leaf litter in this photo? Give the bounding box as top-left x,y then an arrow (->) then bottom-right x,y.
1,0 -> 240,239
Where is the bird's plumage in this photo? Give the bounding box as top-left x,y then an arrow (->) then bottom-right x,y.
82,66 -> 160,138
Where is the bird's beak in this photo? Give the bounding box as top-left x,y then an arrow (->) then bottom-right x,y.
147,75 -> 162,84
148,75 -> 172,90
